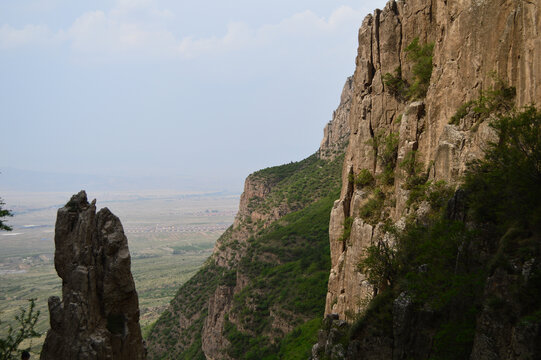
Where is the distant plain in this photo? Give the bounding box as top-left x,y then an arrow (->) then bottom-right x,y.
0,190 -> 239,353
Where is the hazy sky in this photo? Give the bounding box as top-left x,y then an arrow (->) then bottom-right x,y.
1,0 -> 388,191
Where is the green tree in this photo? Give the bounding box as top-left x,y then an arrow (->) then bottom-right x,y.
0,198 -> 13,231
0,299 -> 41,360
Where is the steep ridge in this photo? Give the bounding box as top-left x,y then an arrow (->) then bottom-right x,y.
146,79 -> 352,360
40,191 -> 146,360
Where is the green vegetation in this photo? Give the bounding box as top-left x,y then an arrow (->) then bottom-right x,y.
382,67 -> 407,101
449,78 -> 516,125
383,37 -> 434,101
147,153 -> 343,359
353,169 -> 375,188
0,199 -> 13,232
225,190 -> 339,359
147,260 -> 223,360
368,131 -> 399,186
405,38 -> 435,100
358,188 -> 385,225
352,106 -> 541,359
338,216 -> 354,243
0,299 -> 40,360
248,154 -> 343,215
273,318 -> 322,359
398,149 -> 453,211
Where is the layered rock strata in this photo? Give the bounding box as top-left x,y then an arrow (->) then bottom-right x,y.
40,191 -> 146,360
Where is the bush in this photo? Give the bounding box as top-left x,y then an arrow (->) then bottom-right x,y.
400,150 -> 429,190
354,169 -> 375,188
368,131 -> 399,186
359,188 -> 385,224
383,67 -> 408,101
464,106 -> 541,232
338,217 -> 354,242
0,299 -> 40,360
383,38 -> 434,101
405,38 -> 434,100
449,79 -> 516,125
358,239 -> 398,290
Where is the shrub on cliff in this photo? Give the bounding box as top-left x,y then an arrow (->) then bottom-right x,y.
383,37 -> 434,101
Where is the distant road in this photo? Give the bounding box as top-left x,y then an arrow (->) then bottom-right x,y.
125,223 -> 231,233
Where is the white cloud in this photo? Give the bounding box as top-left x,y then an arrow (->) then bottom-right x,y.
175,6 -> 363,59
176,22 -> 253,59
0,24 -> 63,49
0,5 -> 365,62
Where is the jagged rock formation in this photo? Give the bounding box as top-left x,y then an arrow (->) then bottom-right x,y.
146,78 -> 351,360
314,0 -> 541,359
326,0 -> 541,320
40,191 -> 146,360
320,76 -> 353,160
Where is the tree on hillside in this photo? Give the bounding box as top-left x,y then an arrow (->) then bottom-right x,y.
0,299 -> 40,360
0,199 -> 41,359
0,198 -> 13,231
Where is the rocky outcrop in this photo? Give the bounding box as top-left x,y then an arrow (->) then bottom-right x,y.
40,191 -> 146,360
326,0 -> 541,320
320,76 -> 353,160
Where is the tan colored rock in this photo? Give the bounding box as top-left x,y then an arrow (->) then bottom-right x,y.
320,76 -> 353,160
326,0 -> 541,320
40,191 -> 146,360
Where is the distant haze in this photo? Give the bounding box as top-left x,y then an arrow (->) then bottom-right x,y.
1,0 -> 388,193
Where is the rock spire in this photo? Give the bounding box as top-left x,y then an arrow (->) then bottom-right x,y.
41,191 -> 146,360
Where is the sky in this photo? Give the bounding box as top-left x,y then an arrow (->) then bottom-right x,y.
1,0 -> 388,193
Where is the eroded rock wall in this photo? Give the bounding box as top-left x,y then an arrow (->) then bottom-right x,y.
326,0 -> 541,319
40,191 -> 146,360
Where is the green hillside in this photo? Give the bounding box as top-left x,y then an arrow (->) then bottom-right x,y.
146,152 -> 343,359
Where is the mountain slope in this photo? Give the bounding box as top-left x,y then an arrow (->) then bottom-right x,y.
146,79 -> 352,360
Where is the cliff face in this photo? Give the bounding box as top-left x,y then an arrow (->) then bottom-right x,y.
320,76 -> 353,160
146,79 -> 351,360
313,0 -> 541,359
40,191 -> 146,360
326,0 -> 541,320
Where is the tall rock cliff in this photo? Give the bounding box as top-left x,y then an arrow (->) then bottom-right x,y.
326,0 -> 541,320
40,191 -> 146,360
313,0 -> 541,359
146,78 -> 351,360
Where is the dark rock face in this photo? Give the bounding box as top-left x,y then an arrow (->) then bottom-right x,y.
40,191 -> 146,360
